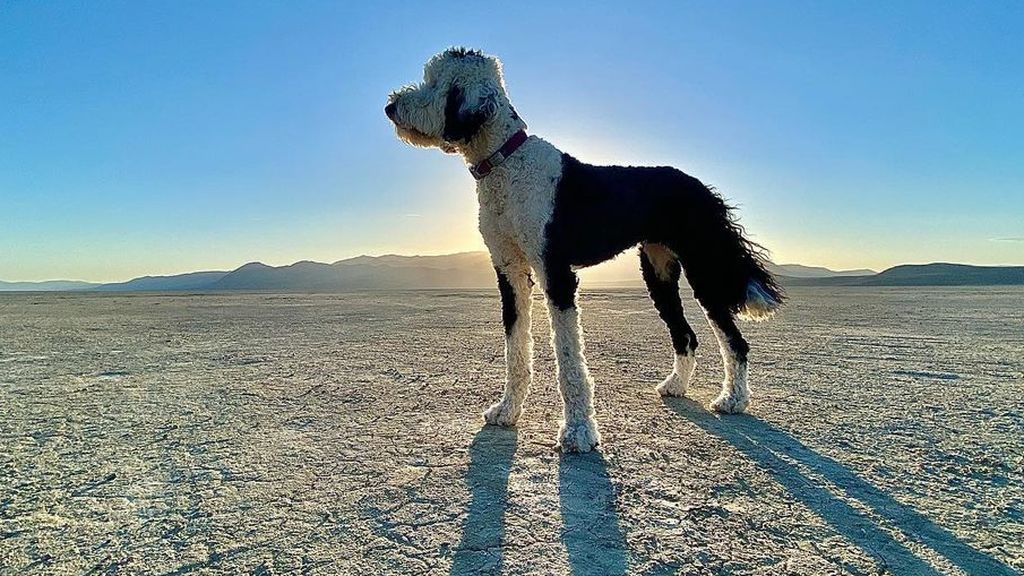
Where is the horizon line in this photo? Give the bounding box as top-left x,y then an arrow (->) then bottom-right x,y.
4,251 -> 1024,285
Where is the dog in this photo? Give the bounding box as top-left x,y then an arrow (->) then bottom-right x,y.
386,48 -> 784,452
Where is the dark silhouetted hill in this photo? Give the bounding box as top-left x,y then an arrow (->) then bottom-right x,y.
780,263 -> 1024,286
91,271 -> 230,292
208,253 -> 496,291
768,263 -> 876,278
865,263 -> 1024,286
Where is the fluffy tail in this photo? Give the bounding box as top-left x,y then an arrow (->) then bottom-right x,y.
739,269 -> 785,321
672,180 -> 785,321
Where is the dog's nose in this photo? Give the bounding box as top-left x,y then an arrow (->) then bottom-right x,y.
384,102 -> 397,120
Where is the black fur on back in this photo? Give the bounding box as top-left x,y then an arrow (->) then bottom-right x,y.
543,153 -> 784,316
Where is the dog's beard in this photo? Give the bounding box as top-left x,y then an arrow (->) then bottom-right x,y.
393,124 -> 457,154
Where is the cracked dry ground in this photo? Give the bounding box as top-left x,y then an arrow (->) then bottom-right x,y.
1,287 -> 1022,575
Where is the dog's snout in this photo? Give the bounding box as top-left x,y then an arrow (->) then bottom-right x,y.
384,102 -> 397,120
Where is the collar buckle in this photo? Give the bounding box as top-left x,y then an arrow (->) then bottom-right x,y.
469,130 -> 528,180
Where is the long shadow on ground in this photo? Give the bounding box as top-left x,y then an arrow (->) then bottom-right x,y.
450,425 -> 518,575
559,450 -> 628,575
664,397 -> 1015,576
450,425 -> 628,575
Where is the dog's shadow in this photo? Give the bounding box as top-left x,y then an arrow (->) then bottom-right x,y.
449,426 -> 628,576
663,397 -> 1016,576
558,450 -> 629,576
449,425 -> 518,575
451,400 -> 1014,576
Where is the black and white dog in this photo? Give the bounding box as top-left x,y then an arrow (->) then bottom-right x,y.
386,48 -> 784,452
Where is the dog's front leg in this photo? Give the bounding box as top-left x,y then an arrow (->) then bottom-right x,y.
483,263 -> 534,426
542,265 -> 601,452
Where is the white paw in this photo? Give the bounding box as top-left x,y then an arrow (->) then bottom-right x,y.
655,354 -> 696,393
656,354 -> 695,397
656,373 -> 688,397
710,391 -> 750,414
483,399 -> 521,426
558,418 -> 601,453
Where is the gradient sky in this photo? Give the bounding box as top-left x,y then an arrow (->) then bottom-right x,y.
2,2 -> 1022,282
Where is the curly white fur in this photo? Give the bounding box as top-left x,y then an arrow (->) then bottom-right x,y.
483,262 -> 533,426
738,280 -> 783,322
707,319 -> 750,413
656,353 -> 697,397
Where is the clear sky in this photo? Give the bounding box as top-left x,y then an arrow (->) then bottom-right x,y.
2,2 -> 1022,282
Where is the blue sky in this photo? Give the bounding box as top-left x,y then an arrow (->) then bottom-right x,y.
2,2 -> 1022,282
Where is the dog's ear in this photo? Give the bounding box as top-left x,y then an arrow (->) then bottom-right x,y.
443,82 -> 498,143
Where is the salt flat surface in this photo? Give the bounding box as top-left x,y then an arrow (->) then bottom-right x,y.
1,287 -> 1022,575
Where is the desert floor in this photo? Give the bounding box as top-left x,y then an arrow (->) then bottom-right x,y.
1,287 -> 1022,575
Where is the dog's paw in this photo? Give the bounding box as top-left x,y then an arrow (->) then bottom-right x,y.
656,373 -> 688,397
483,399 -> 521,427
655,354 -> 695,397
558,418 -> 601,453
710,391 -> 750,414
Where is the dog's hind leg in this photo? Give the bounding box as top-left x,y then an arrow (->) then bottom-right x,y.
541,264 -> 601,452
483,262 -> 535,426
701,305 -> 751,413
640,243 -> 698,397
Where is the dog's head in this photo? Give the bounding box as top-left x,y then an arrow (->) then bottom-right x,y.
385,47 -> 515,154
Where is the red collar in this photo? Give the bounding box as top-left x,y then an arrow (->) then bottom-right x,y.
469,130 -> 528,180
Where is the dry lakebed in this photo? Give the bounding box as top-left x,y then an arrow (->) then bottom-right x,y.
1,287 -> 1022,575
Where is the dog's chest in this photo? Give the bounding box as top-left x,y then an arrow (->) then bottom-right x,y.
475,138 -> 564,263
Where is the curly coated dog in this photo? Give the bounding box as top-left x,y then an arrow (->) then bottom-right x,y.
386,48 -> 784,452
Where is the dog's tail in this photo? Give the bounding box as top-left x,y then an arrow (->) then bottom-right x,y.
673,180 -> 785,322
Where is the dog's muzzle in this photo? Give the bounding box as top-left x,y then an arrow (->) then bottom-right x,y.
384,102 -> 397,121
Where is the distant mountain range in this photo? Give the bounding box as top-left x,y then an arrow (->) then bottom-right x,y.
91,271 -> 231,292
0,280 -> 98,292
210,252 -> 496,291
769,264 -> 877,278
1,253 -> 497,293
1,253 -> 1021,292
781,263 -> 1024,286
